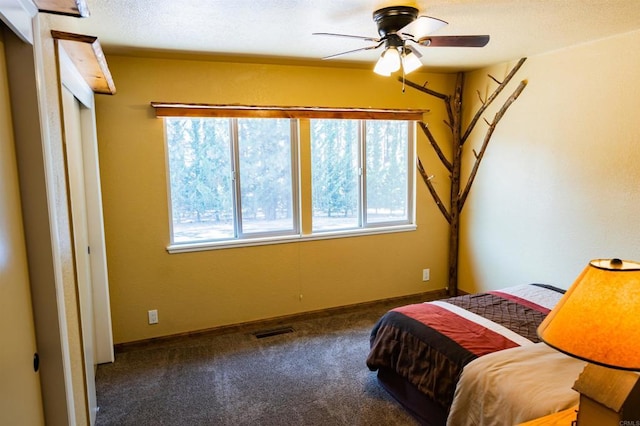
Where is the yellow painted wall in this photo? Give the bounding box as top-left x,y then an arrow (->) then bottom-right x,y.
96,55 -> 455,343
458,29 -> 640,293
0,26 -> 45,426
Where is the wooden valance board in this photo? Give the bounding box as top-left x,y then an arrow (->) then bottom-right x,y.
151,102 -> 429,121
33,0 -> 89,17
51,31 -> 116,95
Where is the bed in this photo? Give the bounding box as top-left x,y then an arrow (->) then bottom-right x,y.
365,283 -> 568,425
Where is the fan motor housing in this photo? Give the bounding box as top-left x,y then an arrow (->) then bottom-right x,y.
373,6 -> 419,37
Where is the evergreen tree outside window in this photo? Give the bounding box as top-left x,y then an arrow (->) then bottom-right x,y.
237,118 -> 296,235
166,117 -> 297,243
310,119 -> 360,231
310,119 -> 411,232
365,120 -> 410,225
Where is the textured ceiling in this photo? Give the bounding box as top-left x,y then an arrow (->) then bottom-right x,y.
48,0 -> 640,72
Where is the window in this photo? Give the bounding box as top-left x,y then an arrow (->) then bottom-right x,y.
311,119 -> 360,231
159,105 -> 418,251
310,119 -> 412,232
165,117 -> 298,244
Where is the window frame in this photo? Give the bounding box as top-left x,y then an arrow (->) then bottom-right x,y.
363,119 -> 415,229
309,119 -> 415,233
154,103 -> 426,253
164,117 -> 300,245
231,118 -> 300,240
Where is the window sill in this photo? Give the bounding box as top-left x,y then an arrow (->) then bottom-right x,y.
166,224 -> 417,254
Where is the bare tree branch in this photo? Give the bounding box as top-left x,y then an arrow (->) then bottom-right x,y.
445,97 -> 454,129
417,157 -> 451,223
419,122 -> 453,172
399,77 -> 449,100
461,57 -> 527,145
459,80 -> 528,209
488,74 -> 502,85
400,77 -> 455,124
398,62 -> 526,297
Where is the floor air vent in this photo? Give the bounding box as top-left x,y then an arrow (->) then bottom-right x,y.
252,326 -> 295,339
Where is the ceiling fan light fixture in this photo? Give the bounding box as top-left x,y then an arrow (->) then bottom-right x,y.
401,50 -> 423,74
315,5 -> 490,77
374,47 -> 401,76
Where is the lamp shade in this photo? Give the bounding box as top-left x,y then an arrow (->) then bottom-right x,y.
401,50 -> 423,74
538,258 -> 640,370
373,47 -> 401,76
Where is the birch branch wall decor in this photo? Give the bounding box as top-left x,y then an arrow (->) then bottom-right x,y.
402,57 -> 527,296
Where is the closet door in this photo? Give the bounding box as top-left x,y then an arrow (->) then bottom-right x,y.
61,84 -> 99,424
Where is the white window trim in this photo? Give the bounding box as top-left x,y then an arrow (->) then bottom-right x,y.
166,223 -> 417,253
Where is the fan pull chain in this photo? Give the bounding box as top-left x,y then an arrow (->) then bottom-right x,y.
402,65 -> 406,93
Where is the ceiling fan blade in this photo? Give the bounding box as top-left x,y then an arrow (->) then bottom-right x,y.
312,32 -> 380,43
321,42 -> 384,60
418,35 -> 490,47
399,15 -> 448,39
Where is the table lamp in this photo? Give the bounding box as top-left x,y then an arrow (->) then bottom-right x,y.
537,258 -> 640,425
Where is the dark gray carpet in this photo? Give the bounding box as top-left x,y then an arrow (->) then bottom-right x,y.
95,300 -> 427,425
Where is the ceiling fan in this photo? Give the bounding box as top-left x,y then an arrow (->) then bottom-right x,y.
313,6 -> 490,76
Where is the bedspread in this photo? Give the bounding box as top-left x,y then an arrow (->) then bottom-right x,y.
446,342 -> 584,426
365,284 -> 564,411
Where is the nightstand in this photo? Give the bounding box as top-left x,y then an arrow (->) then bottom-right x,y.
518,406 -> 578,425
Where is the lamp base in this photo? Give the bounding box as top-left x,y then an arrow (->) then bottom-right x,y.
573,364 -> 640,425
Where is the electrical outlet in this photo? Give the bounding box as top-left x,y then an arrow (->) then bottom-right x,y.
148,309 -> 158,324
422,269 -> 430,282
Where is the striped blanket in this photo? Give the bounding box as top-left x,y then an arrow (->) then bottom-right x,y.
366,284 -> 565,411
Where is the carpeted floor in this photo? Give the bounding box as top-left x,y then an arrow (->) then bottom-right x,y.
95,298 -> 432,425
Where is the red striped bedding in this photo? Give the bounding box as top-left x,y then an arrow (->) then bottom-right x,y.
365,284 -> 565,412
